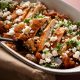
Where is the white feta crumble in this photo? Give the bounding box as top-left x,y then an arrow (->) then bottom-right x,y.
22,26 -> 31,34
39,59 -> 45,64
42,54 -> 46,59
30,30 -> 34,33
45,53 -> 53,58
14,18 -> 21,23
73,51 -> 80,59
52,50 -> 58,56
0,11 -> 3,16
44,42 -> 50,47
64,27 -> 68,31
43,48 -> 49,52
71,36 -> 78,42
21,1 -> 31,8
16,9 -> 23,15
3,11 -> 10,17
45,58 -> 51,63
69,25 -> 77,30
65,50 -> 69,54
4,20 -> 11,24
7,28 -> 15,35
50,36 -> 57,42
51,47 -> 53,50
12,23 -> 18,28
72,47 -> 77,53
3,8 -> 8,12
6,15 -> 12,20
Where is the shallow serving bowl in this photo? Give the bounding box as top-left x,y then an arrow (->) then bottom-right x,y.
1,0 -> 80,74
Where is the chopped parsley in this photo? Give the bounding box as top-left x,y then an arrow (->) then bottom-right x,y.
24,18 -> 31,23
68,29 -> 73,34
66,39 -> 78,47
0,1 -> 18,10
75,21 -> 80,26
34,13 -> 45,19
56,43 -> 63,51
76,31 -> 80,35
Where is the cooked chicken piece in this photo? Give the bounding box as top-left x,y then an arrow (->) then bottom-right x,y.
25,38 -> 36,51
38,19 -> 56,51
55,27 -> 65,42
25,2 -> 46,18
0,21 -> 6,34
62,54 -> 75,68
18,18 -> 50,40
35,52 -> 42,60
14,22 -> 25,33
13,7 -> 30,23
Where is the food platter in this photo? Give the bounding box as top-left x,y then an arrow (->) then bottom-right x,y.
0,0 -> 80,74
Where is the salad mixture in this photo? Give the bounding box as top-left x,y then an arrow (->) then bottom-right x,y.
0,0 -> 80,69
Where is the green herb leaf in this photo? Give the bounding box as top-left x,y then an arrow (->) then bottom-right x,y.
56,43 -> 62,51
68,29 -> 73,34
75,21 -> 80,26
66,39 -> 78,47
34,13 -> 45,19
24,18 -> 31,23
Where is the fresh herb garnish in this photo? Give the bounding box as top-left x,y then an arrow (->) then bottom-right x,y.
66,39 -> 78,47
0,1 -> 17,10
68,29 -> 73,34
76,31 -> 80,35
24,18 -> 31,23
56,43 -> 62,51
34,13 -> 45,19
75,21 -> 80,26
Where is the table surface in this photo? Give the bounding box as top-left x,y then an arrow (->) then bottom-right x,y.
0,0 -> 80,80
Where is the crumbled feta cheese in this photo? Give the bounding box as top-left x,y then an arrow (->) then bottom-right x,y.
39,59 -> 45,64
3,8 -> 8,12
51,63 -> 59,67
22,26 -> 31,34
44,42 -> 50,47
14,18 -> 21,23
64,19 -> 68,24
16,9 -> 23,15
7,28 -> 15,35
45,58 -> 51,63
12,23 -> 18,28
71,36 -> 78,41
0,11 -> 3,16
51,47 -> 53,50
4,20 -> 11,24
73,51 -> 80,59
64,27 -> 68,31
73,32 -> 76,35
46,53 -> 53,58
69,48 -> 72,51
72,25 -> 77,30
65,50 -> 69,54
52,50 -> 58,56
50,36 -> 57,42
22,1 -> 31,8
6,15 -> 12,20
18,16 -> 22,19
69,25 -> 77,30
3,11 -> 10,17
42,54 -> 46,59
43,48 -> 49,52
72,47 -> 77,53
30,30 -> 34,33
